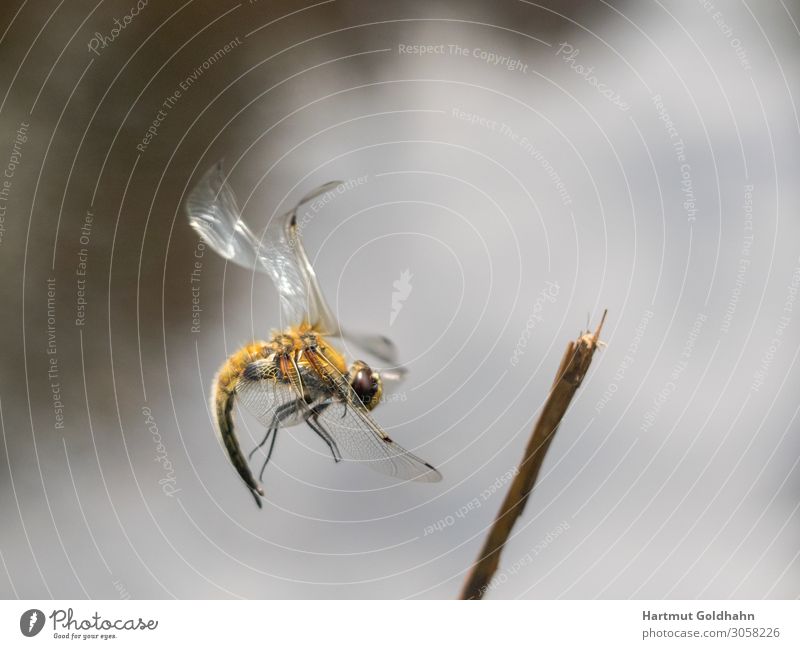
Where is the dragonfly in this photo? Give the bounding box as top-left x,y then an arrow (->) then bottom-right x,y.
186,162 -> 441,507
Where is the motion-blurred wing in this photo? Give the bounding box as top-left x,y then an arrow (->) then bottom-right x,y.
187,162 -> 407,369
186,161 -> 343,328
186,161 -> 266,273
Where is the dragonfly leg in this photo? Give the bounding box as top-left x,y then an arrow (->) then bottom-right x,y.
248,400 -> 298,461
259,428 -> 279,482
305,403 -> 342,463
248,425 -> 274,462
251,400 -> 303,481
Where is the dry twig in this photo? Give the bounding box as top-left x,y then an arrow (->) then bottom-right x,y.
460,310 -> 608,600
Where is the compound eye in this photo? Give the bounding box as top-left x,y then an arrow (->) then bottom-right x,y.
351,364 -> 377,405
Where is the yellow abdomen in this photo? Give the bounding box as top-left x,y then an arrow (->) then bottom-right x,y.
211,340 -> 273,506
209,329 -> 348,506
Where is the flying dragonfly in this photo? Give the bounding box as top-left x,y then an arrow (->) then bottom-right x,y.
186,162 -> 442,507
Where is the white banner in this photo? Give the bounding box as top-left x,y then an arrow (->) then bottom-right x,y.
0,600 -> 797,647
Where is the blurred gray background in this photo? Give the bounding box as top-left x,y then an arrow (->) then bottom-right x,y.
0,0 -> 798,599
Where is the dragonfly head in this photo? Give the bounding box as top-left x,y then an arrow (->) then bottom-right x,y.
349,360 -> 383,411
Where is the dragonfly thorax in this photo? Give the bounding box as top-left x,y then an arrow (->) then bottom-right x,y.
269,329 -> 383,411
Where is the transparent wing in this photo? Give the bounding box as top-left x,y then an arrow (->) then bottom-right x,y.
186,161 -> 267,274
282,208 -> 406,365
235,353 -> 438,482
235,360 -> 305,429
187,162 -> 406,368
231,360 -> 311,488
304,348 -> 441,482
314,402 -> 441,482
334,331 -> 402,367
186,161 -> 343,329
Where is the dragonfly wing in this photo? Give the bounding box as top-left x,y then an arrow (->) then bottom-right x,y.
186,161 -> 264,271
187,163 -> 407,365
312,399 -> 441,482
337,330 -> 401,366
235,359 -> 305,429
186,162 -> 346,329
266,182 -> 343,330
303,347 -> 441,482
284,183 -> 409,363
282,181 -> 347,335
376,366 -> 408,393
